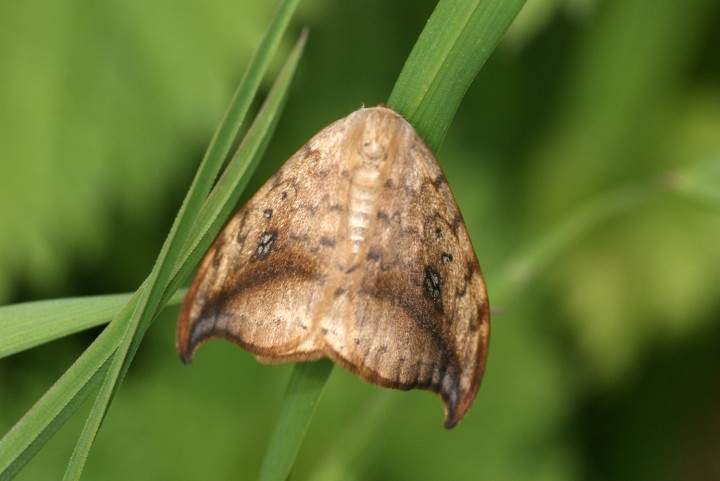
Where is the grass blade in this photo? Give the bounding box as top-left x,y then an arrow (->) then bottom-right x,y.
0,2 -> 303,478
0,291 -> 186,359
0,293 -> 139,480
257,360 -> 334,481
167,29 -> 308,299
0,293 -> 126,359
62,27 -> 308,481
163,0 -> 303,277
387,0 -> 526,151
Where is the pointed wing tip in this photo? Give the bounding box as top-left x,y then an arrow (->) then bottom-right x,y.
438,372 -> 482,429
179,349 -> 194,365
440,395 -> 469,429
443,415 -> 459,430
176,319 -> 197,365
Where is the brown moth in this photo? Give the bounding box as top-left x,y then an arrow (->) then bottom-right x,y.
176,105 -> 490,428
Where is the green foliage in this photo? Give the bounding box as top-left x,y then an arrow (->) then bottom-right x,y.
388,0 -> 525,151
1,0 -> 719,480
257,360 -> 334,481
1,0 -> 306,478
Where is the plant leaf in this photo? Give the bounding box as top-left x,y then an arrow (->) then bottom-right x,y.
62,24 -> 308,481
0,291 -> 186,359
388,0 -> 526,152
257,360 -> 334,481
0,1 -> 304,478
0,293 -> 138,481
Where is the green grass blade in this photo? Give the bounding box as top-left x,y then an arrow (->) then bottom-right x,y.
0,293 -> 138,481
308,391 -> 396,481
0,3 -> 303,479
257,360 -> 334,481
62,27 -> 308,481
167,29 -> 309,303
161,0 -> 303,277
0,293 -> 126,359
62,291 -> 152,480
387,0 -> 526,152
495,158 -> 720,306
0,290 -> 186,359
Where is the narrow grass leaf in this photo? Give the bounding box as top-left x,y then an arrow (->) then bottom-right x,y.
387,0 -> 526,152
493,158 -> 720,306
0,293 -> 139,480
308,391 -> 396,481
167,29 -> 308,302
0,291 -> 186,359
257,360 -> 334,481
160,0 -> 303,279
62,26 -> 307,481
1,3 -> 303,478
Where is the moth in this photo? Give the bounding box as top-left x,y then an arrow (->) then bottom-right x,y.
176,105 -> 490,428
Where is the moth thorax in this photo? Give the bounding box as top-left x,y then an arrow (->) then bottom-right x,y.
362,139 -> 385,163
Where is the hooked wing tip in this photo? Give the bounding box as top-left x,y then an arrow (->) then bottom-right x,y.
438,367 -> 481,429
179,349 -> 194,365
176,314 -> 198,365
440,387 -> 463,429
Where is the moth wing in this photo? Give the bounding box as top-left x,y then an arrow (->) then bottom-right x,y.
176,116 -> 355,364
178,105 -> 490,428
319,108 -> 490,428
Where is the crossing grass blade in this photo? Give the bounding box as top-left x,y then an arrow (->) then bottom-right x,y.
0,1 -> 304,478
0,291 -> 186,359
61,27 -> 308,481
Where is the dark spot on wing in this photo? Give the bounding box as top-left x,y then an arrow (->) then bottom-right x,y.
367,250 -> 381,261
423,266 -> 442,302
263,209 -> 273,219
320,236 -> 336,248
441,252 -> 453,264
256,231 -> 277,259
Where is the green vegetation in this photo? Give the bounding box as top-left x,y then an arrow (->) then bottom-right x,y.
1,0 -> 719,480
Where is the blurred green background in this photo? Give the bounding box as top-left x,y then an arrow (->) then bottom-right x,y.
1,0 -> 719,479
